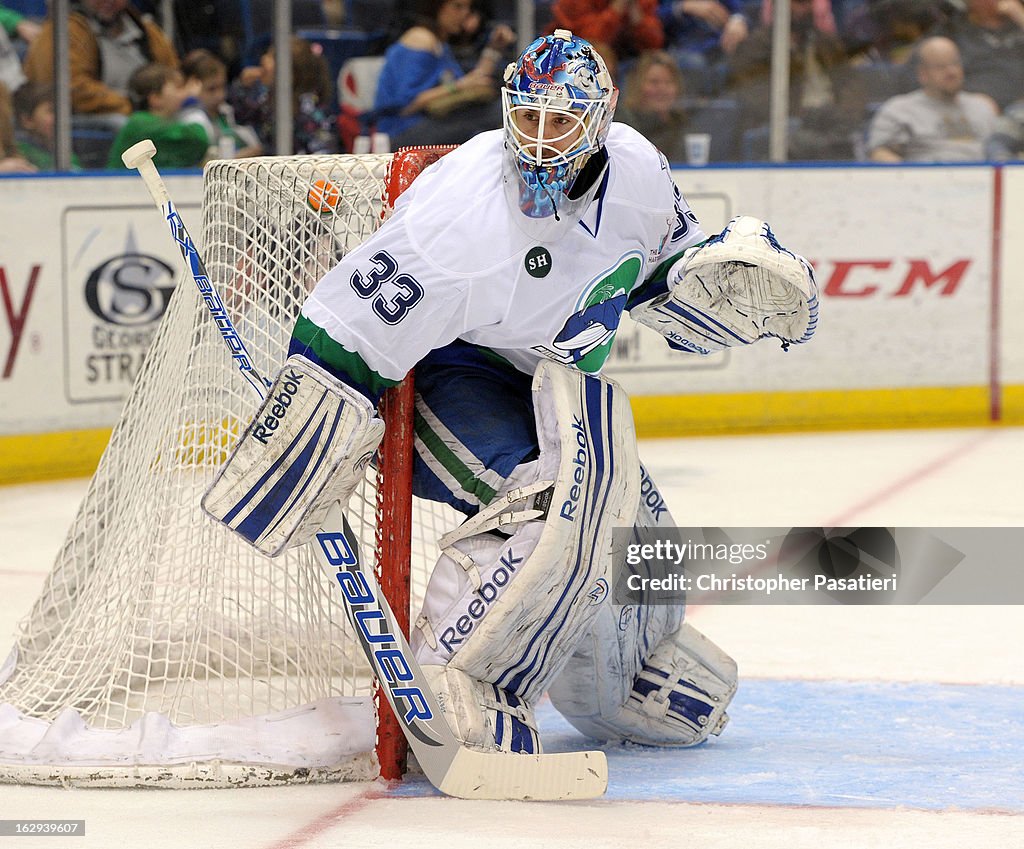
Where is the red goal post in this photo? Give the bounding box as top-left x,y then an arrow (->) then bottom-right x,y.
373,144 -> 456,779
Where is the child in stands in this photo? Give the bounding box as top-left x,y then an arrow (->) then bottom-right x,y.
107,63 -> 209,169
12,82 -> 82,171
180,49 -> 262,160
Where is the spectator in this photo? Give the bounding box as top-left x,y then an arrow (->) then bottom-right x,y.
850,0 -> 941,72
106,63 -> 208,169
842,0 -> 941,119
0,2 -> 41,94
986,96 -> 1024,159
180,49 -> 262,159
938,0 -> 1024,111
12,82 -> 82,170
867,36 -> 998,162
615,49 -> 691,161
23,0 -> 178,117
0,4 -> 41,46
726,0 -> 866,160
229,37 -> 338,155
450,0 -> 512,72
0,81 -> 35,172
0,14 -> 25,93
373,0 -> 515,148
658,0 -> 749,73
550,0 -> 664,78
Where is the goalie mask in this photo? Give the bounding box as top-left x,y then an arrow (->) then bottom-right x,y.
501,30 -> 616,223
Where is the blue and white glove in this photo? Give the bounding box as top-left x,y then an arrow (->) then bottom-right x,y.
632,216 -> 818,354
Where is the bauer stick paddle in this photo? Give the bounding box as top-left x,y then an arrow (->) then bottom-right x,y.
120,140 -> 607,801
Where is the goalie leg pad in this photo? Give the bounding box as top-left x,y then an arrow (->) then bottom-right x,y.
631,215 -> 818,354
411,361 -> 641,750
621,621 -> 737,745
202,354 -> 384,556
548,467 -> 738,746
423,665 -> 542,754
552,619 -> 738,747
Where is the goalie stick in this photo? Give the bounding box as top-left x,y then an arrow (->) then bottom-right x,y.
120,140 -> 608,801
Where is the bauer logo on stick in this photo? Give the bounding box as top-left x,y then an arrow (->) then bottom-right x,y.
307,178 -> 340,214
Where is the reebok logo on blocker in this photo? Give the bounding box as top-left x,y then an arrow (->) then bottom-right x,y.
251,369 -> 305,444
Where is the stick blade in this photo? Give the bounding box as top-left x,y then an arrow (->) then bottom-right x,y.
437,749 -> 607,801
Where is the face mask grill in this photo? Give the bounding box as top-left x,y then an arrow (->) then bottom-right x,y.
503,91 -> 602,169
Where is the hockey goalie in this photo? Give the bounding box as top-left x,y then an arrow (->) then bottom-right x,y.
203,31 -> 817,758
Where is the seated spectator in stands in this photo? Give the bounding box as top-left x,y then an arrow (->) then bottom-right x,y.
180,49 -> 262,160
0,4 -> 41,46
12,82 -> 82,170
24,0 -> 178,117
842,0 -> 939,142
986,97 -> 1024,160
726,0 -> 866,160
658,0 -> 749,72
847,0 -> 940,95
615,50 -> 691,161
374,0 -> 515,148
229,37 -> 338,155
937,0 -> 1024,111
0,81 -> 35,173
551,0 -> 664,78
107,63 -> 209,169
0,3 -> 40,92
450,0 -> 517,73
867,37 -> 998,162
0,22 -> 23,93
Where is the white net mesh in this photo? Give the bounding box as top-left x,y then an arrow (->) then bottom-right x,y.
0,153 -> 459,786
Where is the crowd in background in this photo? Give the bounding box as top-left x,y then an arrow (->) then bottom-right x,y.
0,0 -> 1022,173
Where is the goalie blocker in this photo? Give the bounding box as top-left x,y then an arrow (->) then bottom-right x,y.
631,215 -> 819,355
202,355 -> 385,557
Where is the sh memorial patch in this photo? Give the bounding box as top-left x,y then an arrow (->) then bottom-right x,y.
525,246 -> 552,278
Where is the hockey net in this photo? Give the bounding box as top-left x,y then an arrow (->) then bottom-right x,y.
0,149 -> 461,787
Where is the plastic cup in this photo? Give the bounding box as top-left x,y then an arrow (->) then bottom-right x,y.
685,133 -> 711,167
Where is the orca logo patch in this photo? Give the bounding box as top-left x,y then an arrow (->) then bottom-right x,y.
531,251 -> 644,373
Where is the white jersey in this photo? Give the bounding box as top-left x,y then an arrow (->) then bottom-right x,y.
298,123 -> 706,392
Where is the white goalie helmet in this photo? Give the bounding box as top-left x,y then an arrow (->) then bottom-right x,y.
501,29 -> 617,222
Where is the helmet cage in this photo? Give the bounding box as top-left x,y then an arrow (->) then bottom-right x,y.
502,88 -> 610,172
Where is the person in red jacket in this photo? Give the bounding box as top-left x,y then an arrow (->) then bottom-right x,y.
550,0 -> 664,78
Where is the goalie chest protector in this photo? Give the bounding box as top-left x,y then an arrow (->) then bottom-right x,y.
300,124 -> 707,384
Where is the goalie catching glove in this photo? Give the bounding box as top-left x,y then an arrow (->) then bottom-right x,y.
202,355 -> 384,557
632,215 -> 818,355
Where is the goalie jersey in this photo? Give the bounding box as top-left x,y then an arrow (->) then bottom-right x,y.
291,123 -> 707,401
